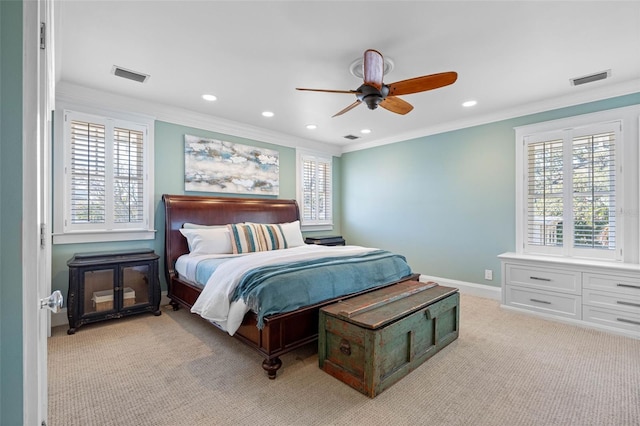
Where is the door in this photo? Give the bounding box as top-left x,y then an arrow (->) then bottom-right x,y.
23,0 -> 55,424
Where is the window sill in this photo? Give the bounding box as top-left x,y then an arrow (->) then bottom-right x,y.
53,230 -> 156,245
301,224 -> 333,232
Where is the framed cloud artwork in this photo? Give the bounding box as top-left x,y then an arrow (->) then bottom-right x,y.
184,135 -> 279,195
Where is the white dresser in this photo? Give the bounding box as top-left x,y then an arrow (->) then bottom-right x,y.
499,253 -> 640,339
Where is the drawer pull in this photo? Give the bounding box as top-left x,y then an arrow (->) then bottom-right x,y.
530,298 -> 551,305
530,276 -> 551,282
617,283 -> 640,290
616,318 -> 640,326
616,301 -> 640,308
339,339 -> 351,356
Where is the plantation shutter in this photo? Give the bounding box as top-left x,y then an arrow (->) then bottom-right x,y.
523,122 -> 618,259
70,120 -> 106,224
65,111 -> 149,234
526,138 -> 564,247
301,154 -> 332,225
113,127 -> 145,224
572,131 -> 616,250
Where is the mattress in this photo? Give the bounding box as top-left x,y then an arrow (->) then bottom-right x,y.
188,245 -> 412,335
175,253 -> 243,288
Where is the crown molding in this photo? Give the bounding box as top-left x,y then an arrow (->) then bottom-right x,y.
56,80 -> 639,157
341,79 -> 640,153
55,81 -> 344,157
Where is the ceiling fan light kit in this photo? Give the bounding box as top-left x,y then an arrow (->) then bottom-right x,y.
297,49 -> 457,117
349,56 -> 394,79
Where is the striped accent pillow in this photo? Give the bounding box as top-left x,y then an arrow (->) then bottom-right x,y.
254,223 -> 288,251
227,223 -> 262,254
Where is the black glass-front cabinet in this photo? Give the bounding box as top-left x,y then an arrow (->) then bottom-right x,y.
67,249 -> 161,334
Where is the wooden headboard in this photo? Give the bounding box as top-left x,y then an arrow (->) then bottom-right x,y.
162,194 -> 300,284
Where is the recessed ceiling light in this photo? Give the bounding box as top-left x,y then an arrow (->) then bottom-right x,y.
360,129 -> 371,134
306,124 -> 317,130
202,94 -> 217,101
262,111 -> 274,117
462,100 -> 477,107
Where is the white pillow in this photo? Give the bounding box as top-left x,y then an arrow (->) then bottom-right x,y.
280,220 -> 305,247
179,227 -> 233,255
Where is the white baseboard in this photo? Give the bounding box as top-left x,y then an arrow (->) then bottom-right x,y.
51,291 -> 171,330
501,304 -> 640,340
51,308 -> 68,329
419,274 -> 502,301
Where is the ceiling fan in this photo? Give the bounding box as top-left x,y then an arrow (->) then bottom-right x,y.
296,49 -> 458,117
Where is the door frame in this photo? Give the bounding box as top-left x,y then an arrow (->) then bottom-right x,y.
22,0 -> 54,424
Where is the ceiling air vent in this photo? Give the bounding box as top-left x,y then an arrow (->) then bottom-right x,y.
343,134 -> 360,140
570,70 -> 610,86
112,65 -> 150,83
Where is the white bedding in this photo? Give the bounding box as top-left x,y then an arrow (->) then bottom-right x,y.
175,252 -> 244,286
189,244 -> 376,335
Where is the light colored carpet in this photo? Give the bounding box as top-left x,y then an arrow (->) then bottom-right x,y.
48,294 -> 640,426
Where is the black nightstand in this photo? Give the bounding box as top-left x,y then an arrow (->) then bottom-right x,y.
304,235 -> 346,246
66,249 -> 161,334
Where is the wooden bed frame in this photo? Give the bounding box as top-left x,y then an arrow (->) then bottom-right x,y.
162,194 -> 417,378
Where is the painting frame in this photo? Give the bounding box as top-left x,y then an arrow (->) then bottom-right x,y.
184,135 -> 279,195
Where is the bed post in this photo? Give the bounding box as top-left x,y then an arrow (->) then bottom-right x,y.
262,357 -> 283,379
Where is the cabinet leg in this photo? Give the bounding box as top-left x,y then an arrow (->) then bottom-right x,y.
170,301 -> 180,311
262,357 -> 282,379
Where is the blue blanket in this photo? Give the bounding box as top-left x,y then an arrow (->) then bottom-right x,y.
231,250 -> 412,328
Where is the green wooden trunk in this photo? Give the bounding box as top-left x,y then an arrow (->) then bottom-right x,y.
318,280 -> 459,398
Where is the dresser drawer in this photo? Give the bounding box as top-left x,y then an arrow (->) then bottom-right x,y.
505,264 -> 581,295
505,285 -> 581,319
583,305 -> 640,334
583,289 -> 640,315
583,273 -> 640,296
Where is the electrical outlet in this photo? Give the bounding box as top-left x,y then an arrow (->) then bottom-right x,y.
484,269 -> 493,280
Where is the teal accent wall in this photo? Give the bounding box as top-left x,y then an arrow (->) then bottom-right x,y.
341,93 -> 640,286
0,0 -> 24,424
50,121 -> 343,299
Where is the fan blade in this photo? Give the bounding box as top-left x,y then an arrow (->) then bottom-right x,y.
387,72 -> 458,96
296,88 -> 359,94
379,96 -> 414,115
332,100 -> 362,117
363,49 -> 384,90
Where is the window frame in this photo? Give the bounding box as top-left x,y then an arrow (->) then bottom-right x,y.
53,103 -> 155,244
515,105 -> 640,263
295,148 -> 334,231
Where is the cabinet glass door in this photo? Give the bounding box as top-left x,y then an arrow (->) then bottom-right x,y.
122,264 -> 150,308
83,268 -> 116,314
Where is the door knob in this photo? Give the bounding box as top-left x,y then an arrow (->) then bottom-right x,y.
40,290 -> 63,313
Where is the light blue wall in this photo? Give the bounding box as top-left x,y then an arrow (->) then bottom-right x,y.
341,93 -> 640,286
50,121 -> 343,298
0,0 -> 24,424
49,93 -> 640,300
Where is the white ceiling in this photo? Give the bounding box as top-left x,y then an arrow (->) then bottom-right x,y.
55,1 -> 640,153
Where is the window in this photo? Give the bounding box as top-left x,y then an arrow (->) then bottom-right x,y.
524,124 -> 618,259
515,105 -> 640,262
53,107 -> 154,243
296,149 -> 333,230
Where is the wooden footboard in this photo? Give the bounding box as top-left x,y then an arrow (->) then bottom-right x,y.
168,274 -> 418,379
162,194 -> 417,378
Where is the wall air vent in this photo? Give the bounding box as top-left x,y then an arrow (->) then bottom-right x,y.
570,69 -> 610,86
343,134 -> 360,140
112,65 -> 150,83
